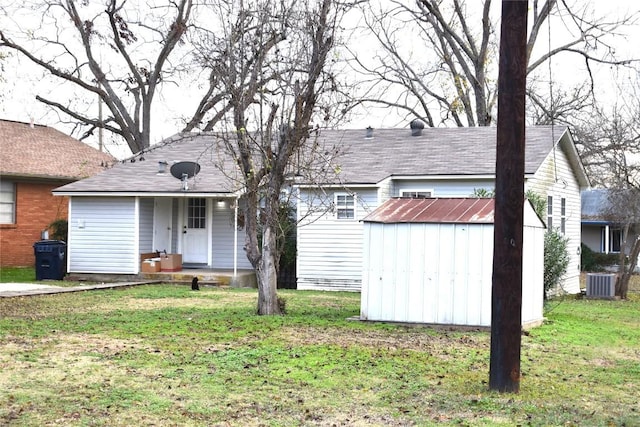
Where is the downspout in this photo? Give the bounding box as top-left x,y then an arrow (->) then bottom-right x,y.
234,196 -> 238,279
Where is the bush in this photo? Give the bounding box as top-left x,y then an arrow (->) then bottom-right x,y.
544,229 -> 570,297
580,244 -> 620,271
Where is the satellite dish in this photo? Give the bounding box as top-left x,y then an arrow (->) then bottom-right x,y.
170,161 -> 201,180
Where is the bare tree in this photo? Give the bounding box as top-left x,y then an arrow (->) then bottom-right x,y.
349,0 -> 638,127
184,0 -> 345,314
0,0 -> 193,153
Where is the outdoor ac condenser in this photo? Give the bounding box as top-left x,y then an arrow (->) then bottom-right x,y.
586,273 -> 616,298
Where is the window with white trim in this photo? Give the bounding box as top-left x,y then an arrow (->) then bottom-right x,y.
335,194 -> 355,219
400,190 -> 433,198
602,227 -> 622,253
0,180 -> 15,224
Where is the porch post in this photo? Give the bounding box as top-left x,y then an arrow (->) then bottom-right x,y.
604,225 -> 610,254
234,197 -> 238,278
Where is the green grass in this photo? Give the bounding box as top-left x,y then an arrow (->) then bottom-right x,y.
0,266 -> 93,287
0,266 -> 37,283
1,284 -> 639,426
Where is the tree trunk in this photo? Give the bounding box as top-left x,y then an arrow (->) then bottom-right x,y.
618,236 -> 640,300
256,226 -> 281,315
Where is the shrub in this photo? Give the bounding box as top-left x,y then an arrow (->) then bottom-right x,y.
580,244 -> 620,271
544,229 -> 570,297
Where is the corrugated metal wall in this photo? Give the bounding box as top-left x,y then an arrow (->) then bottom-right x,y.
361,219 -> 544,327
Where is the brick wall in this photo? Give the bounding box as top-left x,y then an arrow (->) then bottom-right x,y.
0,180 -> 69,267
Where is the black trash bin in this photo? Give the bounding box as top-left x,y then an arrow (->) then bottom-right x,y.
33,240 -> 67,280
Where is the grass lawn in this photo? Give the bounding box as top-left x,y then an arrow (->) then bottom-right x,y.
1,280 -> 639,426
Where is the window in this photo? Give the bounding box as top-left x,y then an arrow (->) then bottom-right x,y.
400,190 -> 433,198
187,198 -> 206,228
602,227 -> 622,253
0,180 -> 15,224
560,197 -> 566,234
546,195 -> 553,230
335,194 -> 355,219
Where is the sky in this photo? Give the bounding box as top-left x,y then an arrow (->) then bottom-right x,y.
1,0 -> 639,159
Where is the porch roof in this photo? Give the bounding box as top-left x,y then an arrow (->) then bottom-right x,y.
54,133 -> 243,195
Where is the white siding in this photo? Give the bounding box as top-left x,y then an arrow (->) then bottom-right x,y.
68,197 -> 138,274
394,179 -> 495,198
139,198 -> 154,253
297,188 -> 378,291
527,144 -> 582,294
211,200 -> 252,270
361,217 -> 544,327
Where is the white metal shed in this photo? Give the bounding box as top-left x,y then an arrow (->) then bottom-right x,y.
360,198 -> 545,328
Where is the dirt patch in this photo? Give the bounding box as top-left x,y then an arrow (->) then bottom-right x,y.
277,325 -> 489,355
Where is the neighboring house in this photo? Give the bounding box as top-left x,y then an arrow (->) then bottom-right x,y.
296,125 -> 589,294
581,188 -> 640,266
360,198 -> 545,328
0,119 -> 114,267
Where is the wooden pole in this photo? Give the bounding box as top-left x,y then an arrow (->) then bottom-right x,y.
489,0 -> 528,393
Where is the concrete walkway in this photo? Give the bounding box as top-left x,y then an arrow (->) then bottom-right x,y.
0,281 -> 159,298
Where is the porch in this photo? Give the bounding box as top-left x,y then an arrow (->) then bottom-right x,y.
66,268 -> 257,288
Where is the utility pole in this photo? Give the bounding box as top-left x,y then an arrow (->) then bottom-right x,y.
489,0 -> 528,393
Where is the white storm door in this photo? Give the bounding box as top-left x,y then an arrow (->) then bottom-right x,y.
182,198 -> 209,264
153,198 -> 172,253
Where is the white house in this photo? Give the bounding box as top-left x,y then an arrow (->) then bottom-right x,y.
296,125 -> 589,294
54,125 -> 589,294
360,197 -> 545,328
54,133 -> 254,276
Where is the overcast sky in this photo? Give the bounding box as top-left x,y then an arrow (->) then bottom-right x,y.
1,0 -> 638,159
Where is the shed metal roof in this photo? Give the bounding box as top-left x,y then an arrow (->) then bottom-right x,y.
363,197 -> 496,224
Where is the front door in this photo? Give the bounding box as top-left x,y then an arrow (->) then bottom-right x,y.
182,198 -> 208,264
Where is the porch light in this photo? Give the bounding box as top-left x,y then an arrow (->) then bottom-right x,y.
217,199 -> 226,207
157,161 -> 168,173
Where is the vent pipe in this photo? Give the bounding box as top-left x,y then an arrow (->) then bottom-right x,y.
410,119 -> 424,136
365,126 -> 374,138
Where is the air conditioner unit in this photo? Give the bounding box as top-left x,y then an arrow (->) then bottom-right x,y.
586,273 -> 616,298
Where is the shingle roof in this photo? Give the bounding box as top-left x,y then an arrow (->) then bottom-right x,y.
314,125 -> 566,184
54,124 -> 582,195
0,119 -> 115,181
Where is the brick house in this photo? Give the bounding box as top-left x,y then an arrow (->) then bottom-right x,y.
0,119 -> 114,267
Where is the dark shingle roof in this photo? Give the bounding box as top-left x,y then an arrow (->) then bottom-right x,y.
0,119 -> 115,180
317,125 -> 563,184
581,189 -> 609,221
54,125 -> 579,194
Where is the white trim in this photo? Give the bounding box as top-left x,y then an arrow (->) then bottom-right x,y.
334,192 -> 356,220
295,183 -> 378,189
399,189 -> 434,198
53,191 -> 237,197
134,197 -> 140,270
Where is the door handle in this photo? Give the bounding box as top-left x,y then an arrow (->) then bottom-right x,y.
183,225 -> 187,234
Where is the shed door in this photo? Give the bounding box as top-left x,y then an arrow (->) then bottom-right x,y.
182,198 -> 208,264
